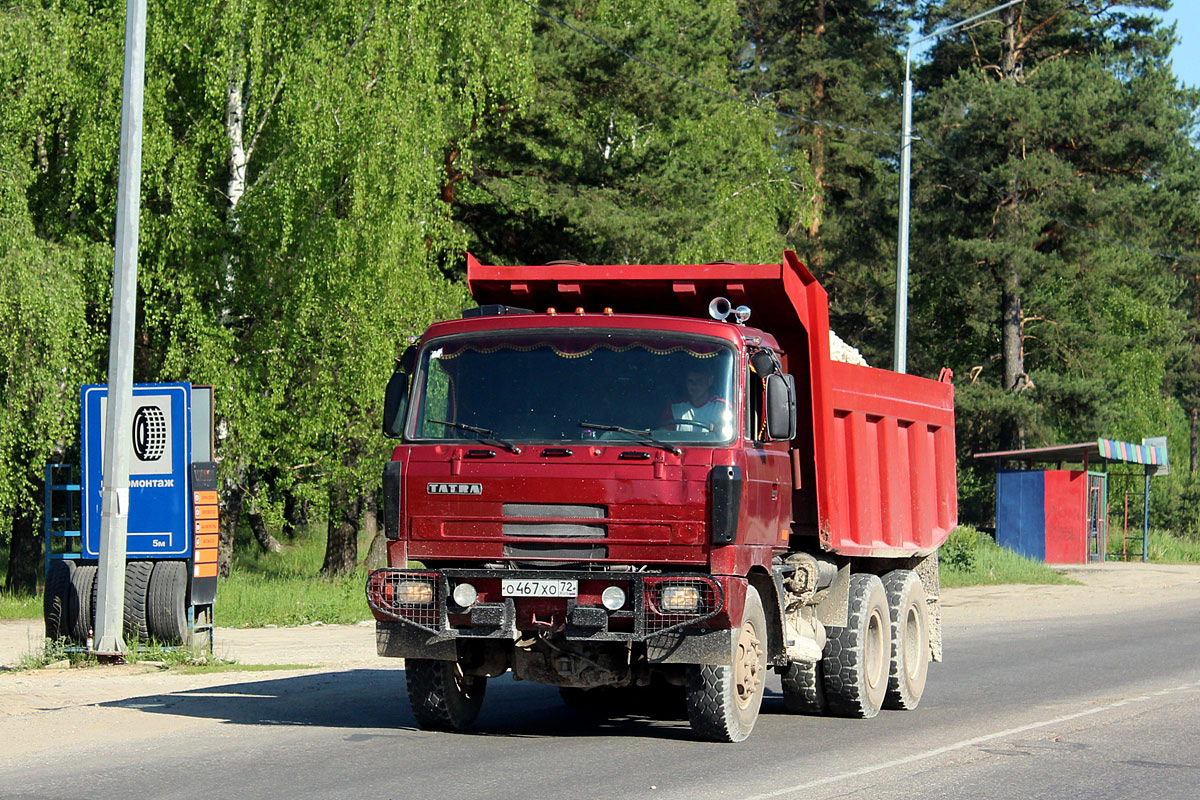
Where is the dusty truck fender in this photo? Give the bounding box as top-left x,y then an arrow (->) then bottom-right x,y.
377,621 -> 457,661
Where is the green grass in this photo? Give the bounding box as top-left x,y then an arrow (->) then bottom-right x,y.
0,589 -> 41,619
215,524 -> 375,628
1107,528 -> 1200,563
940,525 -> 1080,588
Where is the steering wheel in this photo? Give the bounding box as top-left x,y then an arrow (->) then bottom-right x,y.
655,419 -> 714,432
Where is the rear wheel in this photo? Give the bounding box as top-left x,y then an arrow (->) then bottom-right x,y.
882,569 -> 930,710
147,560 -> 189,644
822,573 -> 889,719
44,560 -> 75,641
406,659 -> 487,731
780,659 -> 827,715
685,585 -> 767,742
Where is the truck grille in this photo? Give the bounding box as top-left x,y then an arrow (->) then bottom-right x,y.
502,504 -> 608,539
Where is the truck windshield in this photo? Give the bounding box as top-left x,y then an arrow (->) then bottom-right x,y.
408,330 -> 737,444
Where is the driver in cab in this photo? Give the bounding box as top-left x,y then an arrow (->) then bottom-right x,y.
663,368 -> 732,436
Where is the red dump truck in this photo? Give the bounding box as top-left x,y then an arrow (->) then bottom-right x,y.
367,251 -> 956,742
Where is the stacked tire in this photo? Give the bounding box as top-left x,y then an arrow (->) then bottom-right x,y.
42,559 -> 190,646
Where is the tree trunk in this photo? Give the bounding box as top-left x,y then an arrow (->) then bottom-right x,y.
998,7 -> 1026,452
243,471 -> 283,553
321,483 -> 360,577
247,508 -> 283,553
4,503 -> 40,595
362,491 -> 387,569
804,0 -> 827,269
1191,406 -> 1198,474
283,489 -> 309,539
218,481 -> 243,578
1000,265 -> 1025,450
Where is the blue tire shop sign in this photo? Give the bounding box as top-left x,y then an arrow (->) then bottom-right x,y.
81,383 -> 192,558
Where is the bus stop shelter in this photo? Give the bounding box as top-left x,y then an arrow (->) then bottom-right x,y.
974,438 -> 1167,564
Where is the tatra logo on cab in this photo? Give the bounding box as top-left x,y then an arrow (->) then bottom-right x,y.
427,483 -> 483,495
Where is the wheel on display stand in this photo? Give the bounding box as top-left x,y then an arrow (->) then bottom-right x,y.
44,560 -> 76,641
68,564 -> 98,645
147,560 -> 189,644
122,560 -> 154,642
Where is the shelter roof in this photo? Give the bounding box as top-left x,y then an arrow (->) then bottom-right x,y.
973,438 -> 1166,467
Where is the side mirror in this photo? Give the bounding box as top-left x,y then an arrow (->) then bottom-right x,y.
382,346 -> 417,439
765,373 -> 797,441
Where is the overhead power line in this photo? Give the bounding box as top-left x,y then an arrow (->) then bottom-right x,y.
516,0 -> 1200,265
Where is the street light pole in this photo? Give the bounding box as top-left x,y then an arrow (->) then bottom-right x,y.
95,0 -> 148,658
893,0 -> 1021,374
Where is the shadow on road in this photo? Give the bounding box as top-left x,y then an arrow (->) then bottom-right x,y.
97,668 -> 714,741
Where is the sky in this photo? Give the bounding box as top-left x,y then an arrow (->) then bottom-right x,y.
1160,4 -> 1200,89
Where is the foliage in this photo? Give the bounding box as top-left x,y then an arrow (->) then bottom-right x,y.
736,0 -> 909,362
458,0 -> 809,270
939,525 -> 1079,587
939,524 -> 982,571
217,522 -> 373,626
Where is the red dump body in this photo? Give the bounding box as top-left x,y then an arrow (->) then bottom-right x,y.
467,250 -> 957,557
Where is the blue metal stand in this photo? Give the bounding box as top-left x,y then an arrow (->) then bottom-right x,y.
43,463 -> 83,578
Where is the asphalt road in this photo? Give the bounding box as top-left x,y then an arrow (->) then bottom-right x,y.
3,598 -> 1199,800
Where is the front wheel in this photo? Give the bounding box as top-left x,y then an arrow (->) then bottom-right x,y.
406,659 -> 487,731
685,585 -> 767,742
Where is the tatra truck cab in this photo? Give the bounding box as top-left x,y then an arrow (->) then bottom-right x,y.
367,251 -> 956,742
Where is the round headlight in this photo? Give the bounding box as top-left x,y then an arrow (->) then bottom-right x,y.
601,585 -> 626,610
452,582 -> 478,608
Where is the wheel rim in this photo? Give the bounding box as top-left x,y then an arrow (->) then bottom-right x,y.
734,618 -> 764,709
864,607 -> 886,690
903,604 -> 922,679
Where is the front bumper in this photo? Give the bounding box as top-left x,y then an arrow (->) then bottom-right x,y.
366,568 -> 726,643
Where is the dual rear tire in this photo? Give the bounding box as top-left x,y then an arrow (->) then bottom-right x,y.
797,569 -> 930,720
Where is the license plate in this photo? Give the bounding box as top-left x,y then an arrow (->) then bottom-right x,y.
501,578 -> 578,598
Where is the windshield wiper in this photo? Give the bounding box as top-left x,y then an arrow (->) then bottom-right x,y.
426,418 -> 523,454
578,422 -> 681,456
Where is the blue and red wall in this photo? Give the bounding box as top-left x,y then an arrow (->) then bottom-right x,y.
995,470 -> 1089,564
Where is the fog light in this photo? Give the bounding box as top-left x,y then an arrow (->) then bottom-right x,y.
452,582 -> 478,608
660,585 -> 701,613
601,585 -> 626,610
394,581 -> 434,605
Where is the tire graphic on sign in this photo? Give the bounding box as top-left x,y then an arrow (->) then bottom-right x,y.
132,405 -> 168,461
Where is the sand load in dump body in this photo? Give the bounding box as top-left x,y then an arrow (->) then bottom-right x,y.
466,250 -> 957,557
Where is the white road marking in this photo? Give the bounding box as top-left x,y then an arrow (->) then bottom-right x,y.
745,679 -> 1200,800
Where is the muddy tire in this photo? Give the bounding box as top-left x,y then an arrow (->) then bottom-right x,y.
822,573 -> 889,719
781,659 -> 826,715
406,659 -> 487,731
685,585 -> 767,742
44,560 -> 76,641
122,560 -> 154,642
147,560 -> 189,644
68,564 -> 98,644
882,569 -> 930,710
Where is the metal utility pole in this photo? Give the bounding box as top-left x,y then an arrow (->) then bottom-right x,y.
94,0 -> 148,658
894,0 -> 1021,374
